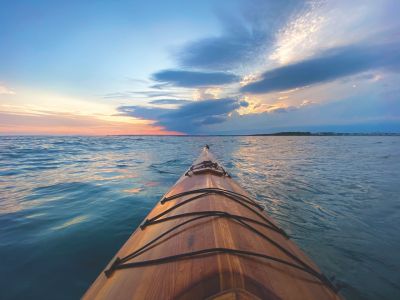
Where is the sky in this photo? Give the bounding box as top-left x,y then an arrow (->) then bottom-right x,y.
1,0 -> 400,135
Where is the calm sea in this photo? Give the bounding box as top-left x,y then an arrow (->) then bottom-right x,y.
0,136 -> 399,299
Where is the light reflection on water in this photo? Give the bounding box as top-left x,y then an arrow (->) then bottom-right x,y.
0,136 -> 399,300
52,215 -> 89,231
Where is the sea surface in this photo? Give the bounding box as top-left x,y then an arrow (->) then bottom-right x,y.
0,136 -> 399,300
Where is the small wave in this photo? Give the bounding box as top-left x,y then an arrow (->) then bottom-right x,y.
25,213 -> 47,219
149,159 -> 183,174
51,215 -> 89,231
116,164 -> 129,168
123,187 -> 142,194
0,169 -> 20,176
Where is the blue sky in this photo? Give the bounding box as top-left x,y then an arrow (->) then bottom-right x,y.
1,0 -> 399,134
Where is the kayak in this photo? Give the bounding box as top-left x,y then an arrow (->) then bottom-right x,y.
83,146 -> 341,300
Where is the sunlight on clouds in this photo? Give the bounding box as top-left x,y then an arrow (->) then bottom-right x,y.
237,97 -> 278,115
1,88 -> 149,125
240,74 -> 259,87
236,96 -> 254,115
235,95 -> 284,115
268,1 -> 383,66
0,84 -> 16,95
192,90 -> 201,100
236,92 -> 318,116
0,88 -> 179,135
301,99 -> 315,106
205,87 -> 222,99
192,87 -> 222,100
370,73 -> 384,82
265,103 -> 289,113
269,2 -> 326,65
252,100 -> 315,114
237,101 -> 294,115
279,88 -> 301,94
0,110 -> 179,135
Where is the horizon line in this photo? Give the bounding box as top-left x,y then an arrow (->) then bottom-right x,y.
1,132 -> 400,137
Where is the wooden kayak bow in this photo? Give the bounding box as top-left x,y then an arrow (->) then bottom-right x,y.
83,146 -> 342,300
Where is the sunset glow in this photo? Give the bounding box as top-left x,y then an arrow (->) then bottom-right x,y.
1,0 -> 399,135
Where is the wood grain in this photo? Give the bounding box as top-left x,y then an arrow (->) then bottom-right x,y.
83,148 -> 343,300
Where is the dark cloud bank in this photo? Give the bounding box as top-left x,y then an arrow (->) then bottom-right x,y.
177,0 -> 303,70
242,42 -> 400,94
119,98 -> 248,133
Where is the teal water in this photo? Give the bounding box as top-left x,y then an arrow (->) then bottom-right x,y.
0,136 -> 399,299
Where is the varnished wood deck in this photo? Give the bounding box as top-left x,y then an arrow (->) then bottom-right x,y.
83,147 -> 342,300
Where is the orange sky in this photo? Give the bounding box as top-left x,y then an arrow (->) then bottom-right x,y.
0,111 -> 182,135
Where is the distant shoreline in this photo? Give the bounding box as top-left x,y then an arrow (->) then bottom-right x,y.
2,132 -> 400,137
249,131 -> 400,136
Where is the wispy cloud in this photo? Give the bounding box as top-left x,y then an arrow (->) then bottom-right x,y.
151,69 -> 240,88
267,1 -> 396,65
0,84 -> 16,95
102,90 -> 183,99
149,99 -> 191,105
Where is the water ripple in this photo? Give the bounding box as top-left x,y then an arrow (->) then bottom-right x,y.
0,136 -> 399,299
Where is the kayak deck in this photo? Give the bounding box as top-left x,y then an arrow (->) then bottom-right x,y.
83,147 -> 341,300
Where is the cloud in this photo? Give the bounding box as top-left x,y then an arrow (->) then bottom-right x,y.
103,90 -> 183,99
241,42 -> 400,94
202,93 -> 400,134
0,85 -> 15,95
239,100 -> 249,107
200,115 -> 227,125
152,69 -> 240,88
118,98 -> 248,133
176,0 -> 303,70
267,1 -> 400,65
251,100 -> 316,114
149,99 -> 191,105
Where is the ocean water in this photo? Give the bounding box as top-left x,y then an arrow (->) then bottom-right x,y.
0,136 -> 399,300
